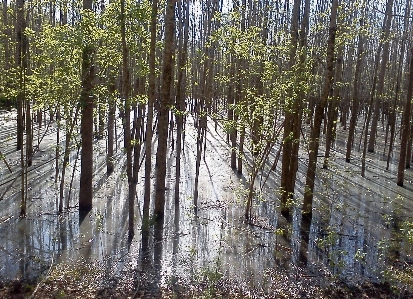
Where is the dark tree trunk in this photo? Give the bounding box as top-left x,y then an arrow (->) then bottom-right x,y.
367,0 -> 394,153
346,11 -> 365,163
174,0 -> 190,205
79,0 -> 95,212
107,80 -> 115,175
302,0 -> 338,216
397,47 -> 413,186
154,0 -> 176,219
143,0 -> 158,233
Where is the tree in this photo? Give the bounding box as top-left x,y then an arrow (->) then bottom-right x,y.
79,0 -> 95,212
174,0 -> 190,205
302,0 -> 339,217
143,0 -> 158,232
397,46 -> 413,187
154,0 -> 176,219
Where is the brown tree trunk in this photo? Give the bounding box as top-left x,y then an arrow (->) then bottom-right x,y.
107,80 -> 115,175
154,0 -> 176,219
397,46 -> 413,186
280,0 -> 304,218
16,0 -> 25,152
143,0 -> 158,233
79,0 -> 95,212
323,45 -> 343,169
367,0 -> 394,153
345,9 -> 366,163
174,0 -> 190,205
302,0 -> 338,216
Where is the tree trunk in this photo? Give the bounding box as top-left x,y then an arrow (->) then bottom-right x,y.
346,11 -> 365,163
154,0 -> 176,219
280,0 -> 302,218
79,0 -> 95,212
16,0 -> 25,152
143,0 -> 158,233
107,80 -> 115,175
397,46 -> 413,186
323,45 -> 343,169
302,0 -> 338,216
367,0 -> 394,153
174,0 -> 190,205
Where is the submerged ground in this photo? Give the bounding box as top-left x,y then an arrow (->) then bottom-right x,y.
1,108 -> 413,298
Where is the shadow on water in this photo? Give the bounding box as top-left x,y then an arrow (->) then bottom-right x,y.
1,115 -> 413,297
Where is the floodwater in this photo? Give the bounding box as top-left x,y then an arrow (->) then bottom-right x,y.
1,108 -> 413,296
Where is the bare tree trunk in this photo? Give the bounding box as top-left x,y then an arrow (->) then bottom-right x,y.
302,0 -> 338,217
16,0 -> 25,152
154,0 -> 176,219
228,55 -> 237,169
143,0 -> 158,233
346,9 -> 366,163
107,80 -> 115,175
174,0 -> 190,205
367,0 -> 394,153
3,0 -> 11,110
120,0 -> 135,239
280,0 -> 305,218
79,0 -> 95,212
59,106 -> 80,213
323,44 -> 343,169
16,0 -> 27,216
397,46 -> 413,186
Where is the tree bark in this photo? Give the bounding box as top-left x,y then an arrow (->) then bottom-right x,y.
367,0 -> 394,153
143,0 -> 158,233
346,12 -> 365,163
174,0 -> 190,205
302,0 -> 338,216
397,46 -> 413,186
154,0 -> 176,219
79,0 -> 95,212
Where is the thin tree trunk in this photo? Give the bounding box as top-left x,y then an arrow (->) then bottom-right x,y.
367,0 -> 394,153
323,45 -> 343,169
154,0 -> 176,219
79,0 -> 95,212
302,0 -> 338,216
346,10 -> 365,163
174,0 -> 190,205
16,0 -> 25,152
107,80 -> 115,175
397,46 -> 413,186
143,0 -> 158,233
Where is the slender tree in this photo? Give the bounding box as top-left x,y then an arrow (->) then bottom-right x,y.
79,0 -> 95,212
302,0 -> 338,217
154,0 -> 176,219
397,46 -> 413,187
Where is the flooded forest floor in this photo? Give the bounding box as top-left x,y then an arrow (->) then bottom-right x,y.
1,108 -> 413,298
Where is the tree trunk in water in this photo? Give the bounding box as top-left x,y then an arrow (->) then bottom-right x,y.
143,0 -> 158,233
174,0 -> 190,205
154,0 -> 176,219
107,80 -> 115,175
120,0 -> 135,240
346,12 -> 365,163
59,107 -> 80,213
367,0 -> 394,153
386,9 -> 409,170
79,0 -> 95,212
16,0 -> 27,216
302,0 -> 338,217
397,46 -> 413,186
16,0 -> 25,152
228,56 -> 237,169
323,45 -> 343,169
280,0 -> 301,218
